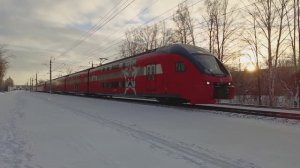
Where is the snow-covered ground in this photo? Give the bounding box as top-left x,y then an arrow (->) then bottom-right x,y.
0,91 -> 300,168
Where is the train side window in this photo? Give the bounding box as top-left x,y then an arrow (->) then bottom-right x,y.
119,81 -> 125,88
147,66 -> 151,80
151,64 -> 156,80
146,64 -> 155,80
176,62 -> 185,72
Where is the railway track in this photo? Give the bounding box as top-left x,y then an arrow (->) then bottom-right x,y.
219,103 -> 300,111
102,96 -> 300,120
195,104 -> 300,120
37,91 -> 300,120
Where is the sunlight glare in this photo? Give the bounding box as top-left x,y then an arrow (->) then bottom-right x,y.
240,56 -> 251,64
246,64 -> 256,72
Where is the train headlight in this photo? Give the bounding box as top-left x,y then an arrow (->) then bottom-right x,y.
228,82 -> 232,86
206,81 -> 211,85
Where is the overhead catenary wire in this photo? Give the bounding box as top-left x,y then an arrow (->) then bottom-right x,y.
83,0 -> 251,63
50,0 -> 259,79
83,0 -> 162,57
52,0 -> 176,75
53,0 -> 136,61
84,1 -> 258,64
83,0 -> 191,59
51,0 -> 136,72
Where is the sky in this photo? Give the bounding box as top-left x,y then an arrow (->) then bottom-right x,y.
0,0 -> 245,85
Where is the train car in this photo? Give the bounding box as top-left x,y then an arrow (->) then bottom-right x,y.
42,44 -> 234,104
52,76 -> 66,93
65,69 -> 90,95
36,82 -> 46,92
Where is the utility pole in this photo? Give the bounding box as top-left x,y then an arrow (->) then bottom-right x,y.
35,72 -> 37,91
89,61 -> 94,68
31,78 -> 34,91
29,78 -> 32,92
50,58 -> 52,94
99,57 -> 108,66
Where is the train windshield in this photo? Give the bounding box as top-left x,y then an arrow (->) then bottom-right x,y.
194,54 -> 228,76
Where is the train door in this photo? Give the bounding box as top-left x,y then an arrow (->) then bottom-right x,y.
64,78 -> 67,93
146,64 -> 157,93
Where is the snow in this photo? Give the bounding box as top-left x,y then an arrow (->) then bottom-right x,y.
0,91 -> 300,168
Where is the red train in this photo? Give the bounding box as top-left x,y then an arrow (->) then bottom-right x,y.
37,44 -> 234,104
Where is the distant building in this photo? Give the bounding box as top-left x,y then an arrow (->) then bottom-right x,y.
8,85 -> 29,91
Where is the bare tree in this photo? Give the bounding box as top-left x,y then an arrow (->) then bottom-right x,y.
285,0 -> 299,106
203,0 -> 218,53
138,24 -> 159,50
119,28 -> 143,58
242,11 -> 263,105
3,77 -> 14,91
203,0 -> 238,62
0,45 -> 8,89
120,22 -> 174,58
252,0 -> 290,106
285,0 -> 300,106
297,0 -> 300,106
158,21 -> 175,46
173,2 -> 195,45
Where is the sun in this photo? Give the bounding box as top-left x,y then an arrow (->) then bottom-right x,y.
239,56 -> 256,72
246,64 -> 256,72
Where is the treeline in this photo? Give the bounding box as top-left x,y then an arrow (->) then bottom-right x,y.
119,0 -> 240,62
119,0 -> 300,107
0,44 -> 12,91
231,67 -> 297,107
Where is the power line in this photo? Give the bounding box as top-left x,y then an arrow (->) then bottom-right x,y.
87,0 -> 257,61
84,0 -> 162,57
53,0 -> 136,61
86,1 -> 258,64
51,0 -> 136,73
50,0 -> 258,78
82,0 -> 192,61
56,0 -> 166,73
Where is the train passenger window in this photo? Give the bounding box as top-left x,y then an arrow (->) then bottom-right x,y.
147,66 -> 151,79
176,62 -> 185,72
151,65 -> 156,80
119,81 -> 125,88
145,64 -> 156,80
111,82 -> 118,88
151,65 -> 156,75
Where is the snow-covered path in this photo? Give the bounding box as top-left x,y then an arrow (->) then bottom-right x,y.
0,91 -> 300,168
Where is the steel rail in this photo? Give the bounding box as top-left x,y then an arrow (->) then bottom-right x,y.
104,96 -> 300,120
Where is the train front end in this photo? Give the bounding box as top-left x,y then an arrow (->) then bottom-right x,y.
179,45 -> 235,104
195,53 -> 234,104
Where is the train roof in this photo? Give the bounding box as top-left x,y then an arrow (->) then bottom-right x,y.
157,44 -> 211,55
156,44 -> 212,60
50,44 -> 213,81
94,44 -> 211,67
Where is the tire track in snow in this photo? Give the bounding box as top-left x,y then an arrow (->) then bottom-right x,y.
43,97 -> 260,168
